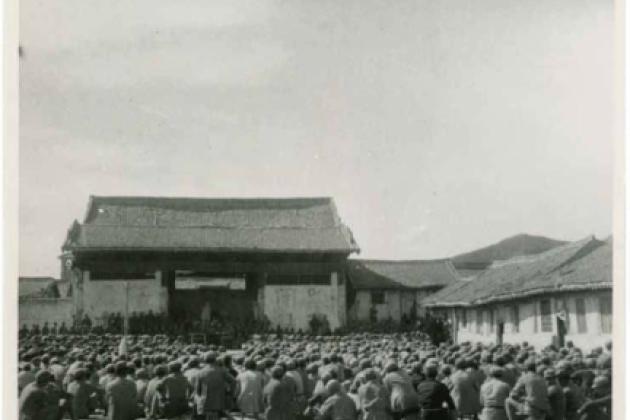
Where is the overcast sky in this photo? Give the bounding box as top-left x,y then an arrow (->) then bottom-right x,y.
20,0 -> 613,276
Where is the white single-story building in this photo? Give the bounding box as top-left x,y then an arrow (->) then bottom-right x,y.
347,259 -> 461,322
424,236 -> 612,351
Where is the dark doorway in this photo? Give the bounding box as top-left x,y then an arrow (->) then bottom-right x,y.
556,316 -> 567,347
496,321 -> 504,345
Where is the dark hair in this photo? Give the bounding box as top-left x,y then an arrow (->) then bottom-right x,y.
155,364 -> 168,377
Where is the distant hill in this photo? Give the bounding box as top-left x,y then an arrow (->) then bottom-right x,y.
452,234 -> 567,270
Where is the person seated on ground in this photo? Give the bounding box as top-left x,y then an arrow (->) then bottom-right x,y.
19,371 -> 52,420
480,367 -> 510,420
67,368 -> 95,420
383,360 -> 419,420
358,369 -> 390,420
105,361 -> 138,420
317,380 -> 357,420
505,360 -> 549,420
18,363 -> 36,396
558,366 -> 584,420
448,357 -> 480,418
236,358 -> 265,420
577,376 -> 611,420
156,361 -> 193,419
416,364 -> 456,420
544,369 -> 566,420
263,365 -> 295,420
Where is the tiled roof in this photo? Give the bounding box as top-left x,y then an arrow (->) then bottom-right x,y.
348,259 -> 461,290
63,196 -> 359,254
424,236 -> 609,307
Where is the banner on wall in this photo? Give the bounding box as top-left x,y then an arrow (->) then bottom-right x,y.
174,271 -> 246,290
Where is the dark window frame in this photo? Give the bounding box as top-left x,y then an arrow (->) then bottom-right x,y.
370,291 -> 385,305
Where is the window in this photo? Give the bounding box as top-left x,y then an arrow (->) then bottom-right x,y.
512,305 -> 520,333
488,310 -> 494,333
371,291 -> 385,305
461,309 -> 467,328
599,296 -> 612,333
476,310 -> 483,333
540,299 -> 552,332
576,298 -> 587,333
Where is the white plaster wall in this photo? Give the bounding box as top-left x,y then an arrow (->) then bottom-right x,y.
450,291 -> 612,352
351,291 -> 372,321
353,290 -> 430,322
82,272 -> 167,321
264,284 -> 339,330
19,298 -> 73,327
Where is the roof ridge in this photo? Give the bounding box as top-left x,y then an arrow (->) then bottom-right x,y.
80,224 -> 346,230
89,195 -> 334,202
351,258 -> 453,263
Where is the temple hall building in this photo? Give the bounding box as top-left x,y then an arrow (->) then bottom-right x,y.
423,236 -> 612,351
61,196 -> 360,331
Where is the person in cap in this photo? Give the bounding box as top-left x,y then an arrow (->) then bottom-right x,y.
19,371 -> 52,420
358,369 -> 390,420
105,361 -> 138,420
448,358 -> 480,417
479,367 -> 510,420
543,369 -> 565,420
18,363 -> 36,397
67,368 -> 94,420
156,361 -> 193,419
145,364 -> 168,419
311,370 -> 338,408
576,376 -> 611,420
49,356 -> 67,388
382,360 -> 419,420
184,357 -> 201,387
236,358 -> 265,419
557,368 -> 583,420
192,351 -> 236,420
505,360 -> 549,420
263,365 -> 295,420
135,368 -> 149,406
317,380 -> 357,420
416,364 -> 455,420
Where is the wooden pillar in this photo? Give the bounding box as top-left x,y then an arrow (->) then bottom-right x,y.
257,273 -> 267,321
156,270 -> 168,314
330,272 -> 345,331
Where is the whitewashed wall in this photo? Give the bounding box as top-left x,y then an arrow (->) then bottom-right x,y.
352,289 -> 435,322
446,290 -> 611,351
81,271 -> 168,321
264,284 -> 338,330
19,298 -> 73,327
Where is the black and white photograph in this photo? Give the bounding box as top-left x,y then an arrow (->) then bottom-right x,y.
6,0 -> 623,419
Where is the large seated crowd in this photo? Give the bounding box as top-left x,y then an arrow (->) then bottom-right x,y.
18,330 -> 612,420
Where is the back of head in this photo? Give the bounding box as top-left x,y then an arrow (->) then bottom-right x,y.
326,379 -> 342,395
271,365 -> 284,380
424,364 -> 438,379
115,361 -> 128,377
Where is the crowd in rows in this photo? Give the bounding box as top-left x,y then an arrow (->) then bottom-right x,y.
18,332 -> 612,420
19,313 -> 274,347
